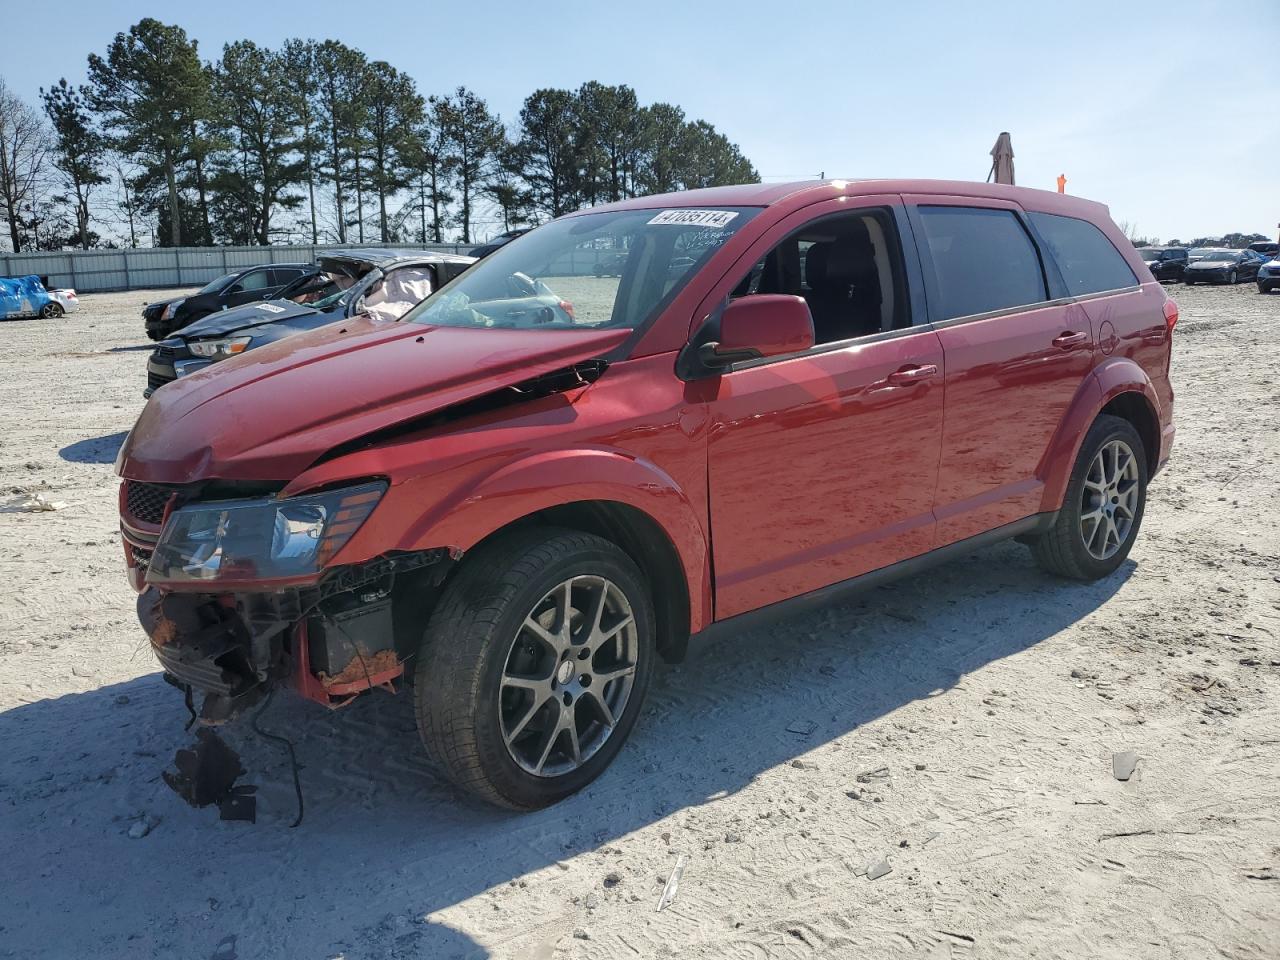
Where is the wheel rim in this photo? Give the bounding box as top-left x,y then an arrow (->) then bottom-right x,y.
1080,439 -> 1140,561
499,575 -> 638,778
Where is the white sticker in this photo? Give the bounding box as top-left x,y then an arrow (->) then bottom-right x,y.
256,303 -> 286,313
647,209 -> 739,229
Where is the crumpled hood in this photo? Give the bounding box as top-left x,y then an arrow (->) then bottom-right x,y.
119,318 -> 630,483
173,299 -> 321,340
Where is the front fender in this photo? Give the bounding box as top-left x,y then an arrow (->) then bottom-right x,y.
408,448 -> 713,632
1038,357 -> 1159,511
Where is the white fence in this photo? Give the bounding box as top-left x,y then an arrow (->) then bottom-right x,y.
0,242 -> 472,293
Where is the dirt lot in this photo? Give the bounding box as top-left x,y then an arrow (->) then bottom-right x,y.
1,284 -> 1277,960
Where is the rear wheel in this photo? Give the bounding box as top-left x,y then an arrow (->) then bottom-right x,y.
40,302 -> 64,318
413,527 -> 655,809
1029,415 -> 1147,581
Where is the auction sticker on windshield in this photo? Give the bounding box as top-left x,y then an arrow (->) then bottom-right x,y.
647,209 -> 739,229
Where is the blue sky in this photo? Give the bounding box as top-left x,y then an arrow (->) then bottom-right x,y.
4,0 -> 1277,243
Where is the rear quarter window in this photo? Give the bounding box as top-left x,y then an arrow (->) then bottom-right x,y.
1028,212 -> 1138,296
916,206 -> 1047,321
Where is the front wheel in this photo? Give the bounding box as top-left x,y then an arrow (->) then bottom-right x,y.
1029,415 -> 1148,581
40,302 -> 64,318
413,527 -> 655,809
1228,270 -> 1238,285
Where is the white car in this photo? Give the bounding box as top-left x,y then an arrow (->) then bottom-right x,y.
45,288 -> 80,316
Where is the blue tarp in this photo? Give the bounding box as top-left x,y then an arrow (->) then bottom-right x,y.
0,275 -> 52,319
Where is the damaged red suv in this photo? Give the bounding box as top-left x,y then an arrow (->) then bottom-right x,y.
118,180 -> 1176,809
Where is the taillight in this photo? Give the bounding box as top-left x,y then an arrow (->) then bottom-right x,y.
558,300 -> 575,320
1162,298 -> 1178,335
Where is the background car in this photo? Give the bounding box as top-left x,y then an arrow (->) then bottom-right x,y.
142,262 -> 312,340
1182,249 -> 1261,285
0,275 -> 77,319
145,250 -> 474,397
1246,240 -> 1278,258
468,228 -> 531,259
1257,256 -> 1280,293
1137,246 -> 1188,282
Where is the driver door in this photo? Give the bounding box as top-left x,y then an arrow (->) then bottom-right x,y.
703,198 -> 945,620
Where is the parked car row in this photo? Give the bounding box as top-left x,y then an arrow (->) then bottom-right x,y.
1137,244 -> 1276,290
0,275 -> 79,319
142,249 -> 474,397
119,178 -> 1179,810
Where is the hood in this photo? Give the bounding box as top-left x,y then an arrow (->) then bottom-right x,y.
1187,259 -> 1234,269
174,299 -> 322,340
120,319 -> 631,483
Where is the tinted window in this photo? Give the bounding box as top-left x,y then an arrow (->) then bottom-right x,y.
269,268 -> 304,286
916,207 -> 1046,320
1029,212 -> 1138,295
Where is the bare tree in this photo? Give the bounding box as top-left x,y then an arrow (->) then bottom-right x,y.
0,77 -> 51,252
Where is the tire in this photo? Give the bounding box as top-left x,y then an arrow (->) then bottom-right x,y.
40,302 -> 64,318
1228,270 -> 1237,285
1029,414 -> 1148,581
413,527 -> 656,809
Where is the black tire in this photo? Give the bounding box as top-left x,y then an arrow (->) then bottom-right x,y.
1029,414 -> 1148,581
413,527 -> 655,809
1228,270 -> 1237,285
40,302 -> 64,318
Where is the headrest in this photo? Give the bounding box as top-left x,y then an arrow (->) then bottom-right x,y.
807,222 -> 876,291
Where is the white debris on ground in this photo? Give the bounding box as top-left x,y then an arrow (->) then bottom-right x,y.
0,285 -> 1277,959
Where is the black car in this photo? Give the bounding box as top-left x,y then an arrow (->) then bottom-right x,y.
145,250 -> 474,397
143,263 -> 312,340
1247,241 -> 1278,258
1182,249 -> 1263,285
468,228 -> 530,259
1137,246 -> 1188,282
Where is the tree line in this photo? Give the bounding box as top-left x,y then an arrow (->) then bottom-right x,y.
0,18 -> 758,252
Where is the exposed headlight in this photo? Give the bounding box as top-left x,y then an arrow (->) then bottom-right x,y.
161,299 -> 186,321
147,481 -> 386,586
189,336 -> 252,359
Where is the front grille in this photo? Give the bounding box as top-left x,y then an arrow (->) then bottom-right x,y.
131,545 -> 153,571
155,345 -> 176,359
147,370 -> 174,391
126,482 -> 171,525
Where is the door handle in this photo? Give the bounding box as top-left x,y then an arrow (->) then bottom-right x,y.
886,363 -> 939,386
1052,331 -> 1089,349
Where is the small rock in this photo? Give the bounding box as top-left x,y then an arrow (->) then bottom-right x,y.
584,894 -> 600,911
786,719 -> 818,736
127,819 -> 151,839
866,858 -> 893,881
72,665 -> 94,678
915,763 -> 926,771
603,872 -> 621,889
114,694 -> 130,705
1112,751 -> 1139,781
572,928 -> 590,940
724,831 -> 742,843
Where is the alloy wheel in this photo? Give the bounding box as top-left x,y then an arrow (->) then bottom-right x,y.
1080,439 -> 1140,561
498,575 -> 638,777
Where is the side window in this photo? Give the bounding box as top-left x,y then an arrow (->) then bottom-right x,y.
234,270 -> 272,293
916,206 -> 1046,320
1028,212 -> 1138,296
269,268 -> 301,286
730,209 -> 909,346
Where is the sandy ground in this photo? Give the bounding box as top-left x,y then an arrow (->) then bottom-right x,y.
0,284 -> 1278,960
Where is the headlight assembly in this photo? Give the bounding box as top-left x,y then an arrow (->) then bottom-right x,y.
189,336 -> 252,359
147,481 -> 386,586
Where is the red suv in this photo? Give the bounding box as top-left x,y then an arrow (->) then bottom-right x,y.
118,180 -> 1176,809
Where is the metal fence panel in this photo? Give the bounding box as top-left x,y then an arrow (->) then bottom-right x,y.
0,242 -> 470,293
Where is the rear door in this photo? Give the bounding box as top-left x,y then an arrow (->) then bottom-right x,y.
704,197 -> 945,619
223,268 -> 274,308
905,197 -> 1095,545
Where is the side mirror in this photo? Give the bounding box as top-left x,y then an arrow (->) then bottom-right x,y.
698,294 -> 815,368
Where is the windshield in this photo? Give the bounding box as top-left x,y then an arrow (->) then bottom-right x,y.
406,207 -> 760,330
1139,249 -> 1165,260
1200,250 -> 1237,262
196,273 -> 236,295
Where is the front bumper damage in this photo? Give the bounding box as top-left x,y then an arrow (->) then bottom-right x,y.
136,548 -> 450,723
